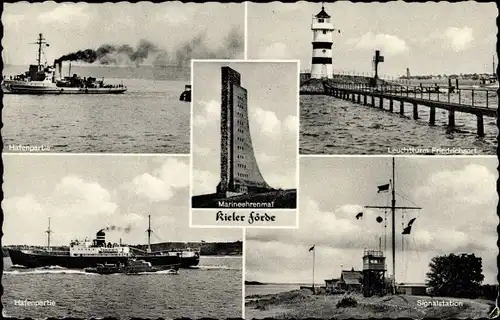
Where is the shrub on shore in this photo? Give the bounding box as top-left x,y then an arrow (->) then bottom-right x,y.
336,295 -> 358,308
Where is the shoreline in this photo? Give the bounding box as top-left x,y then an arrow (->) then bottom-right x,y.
245,289 -> 495,319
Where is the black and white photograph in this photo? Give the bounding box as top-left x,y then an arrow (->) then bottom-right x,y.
2,155 -> 243,319
248,2 -> 498,155
245,156 -> 497,318
2,2 -> 244,153
190,61 -> 298,214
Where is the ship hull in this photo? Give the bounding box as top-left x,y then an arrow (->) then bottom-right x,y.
137,254 -> 200,268
2,81 -> 126,94
7,248 -> 198,268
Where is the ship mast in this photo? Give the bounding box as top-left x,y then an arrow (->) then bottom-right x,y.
146,215 -> 152,253
364,158 -> 421,294
31,33 -> 48,71
45,217 -> 53,251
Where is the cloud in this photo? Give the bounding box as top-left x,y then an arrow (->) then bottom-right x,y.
250,107 -> 296,138
131,158 -> 190,202
52,176 -> 117,216
444,27 -> 474,51
416,164 -> 497,206
38,4 -> 90,27
193,100 -> 220,129
192,169 -> 219,195
346,32 -> 408,56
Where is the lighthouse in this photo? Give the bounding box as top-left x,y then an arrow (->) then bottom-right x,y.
310,6 -> 336,79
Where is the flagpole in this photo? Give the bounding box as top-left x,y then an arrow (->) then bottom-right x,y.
312,247 -> 315,294
391,157 -> 396,294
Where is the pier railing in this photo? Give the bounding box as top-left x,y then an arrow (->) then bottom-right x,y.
330,81 -> 498,109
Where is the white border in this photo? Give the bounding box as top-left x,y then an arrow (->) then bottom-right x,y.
244,2 -> 248,60
189,59 -> 301,229
242,227 -> 246,319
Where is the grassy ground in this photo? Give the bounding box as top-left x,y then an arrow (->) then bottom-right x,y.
192,189 -> 297,209
245,289 -> 495,319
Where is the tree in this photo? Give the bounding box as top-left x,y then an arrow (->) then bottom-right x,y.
426,253 -> 484,298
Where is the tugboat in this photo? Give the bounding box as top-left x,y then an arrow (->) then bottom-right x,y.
84,259 -> 180,275
7,216 -> 200,269
2,33 -> 127,94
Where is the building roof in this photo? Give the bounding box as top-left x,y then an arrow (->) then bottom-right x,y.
315,6 -> 331,18
341,270 -> 363,285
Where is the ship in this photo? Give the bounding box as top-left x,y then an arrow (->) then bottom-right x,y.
7,215 -> 200,269
2,33 -> 127,94
84,259 -> 180,275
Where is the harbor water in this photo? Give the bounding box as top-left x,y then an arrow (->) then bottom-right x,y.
300,94 -> 498,155
2,256 -> 242,319
246,283 -> 303,297
2,65 -> 190,154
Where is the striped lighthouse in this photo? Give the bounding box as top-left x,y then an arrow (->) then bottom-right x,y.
310,6 -> 336,79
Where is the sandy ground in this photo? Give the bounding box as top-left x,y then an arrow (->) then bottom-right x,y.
245,289 -> 495,319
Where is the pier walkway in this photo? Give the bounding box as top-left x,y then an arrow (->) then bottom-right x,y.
301,78 -> 498,137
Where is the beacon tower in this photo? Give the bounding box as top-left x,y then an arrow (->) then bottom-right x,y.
217,66 -> 273,197
310,6 -> 335,79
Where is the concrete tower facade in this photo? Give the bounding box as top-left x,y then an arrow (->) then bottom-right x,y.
217,66 -> 273,197
310,6 -> 334,79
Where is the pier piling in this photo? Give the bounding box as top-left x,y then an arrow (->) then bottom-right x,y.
389,98 -> 394,112
400,101 -> 404,115
412,103 -> 418,120
448,110 -> 455,127
429,106 -> 436,125
379,97 -> 383,109
477,114 -> 484,137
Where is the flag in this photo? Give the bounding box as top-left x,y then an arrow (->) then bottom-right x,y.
408,218 -> 416,227
402,226 -> 412,235
377,184 -> 390,193
402,218 -> 417,235
355,212 -> 363,220
309,245 -> 315,252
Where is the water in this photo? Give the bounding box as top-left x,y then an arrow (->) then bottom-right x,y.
2,256 -> 242,319
300,95 -> 497,155
2,65 -> 190,153
246,283 -> 303,297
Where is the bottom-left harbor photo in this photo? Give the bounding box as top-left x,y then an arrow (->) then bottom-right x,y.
1,154 -> 243,319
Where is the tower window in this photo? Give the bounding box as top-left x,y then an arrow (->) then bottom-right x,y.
318,18 -> 324,23
323,30 -> 327,34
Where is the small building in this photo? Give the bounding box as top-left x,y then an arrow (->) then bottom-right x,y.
398,283 -> 427,296
338,268 -> 363,292
324,278 -> 340,292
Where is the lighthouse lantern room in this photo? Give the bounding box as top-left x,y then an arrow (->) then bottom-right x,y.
310,6 -> 336,79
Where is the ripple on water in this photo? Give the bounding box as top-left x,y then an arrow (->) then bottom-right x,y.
300,95 -> 497,155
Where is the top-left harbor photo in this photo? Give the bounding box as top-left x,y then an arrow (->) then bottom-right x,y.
2,2 -> 244,154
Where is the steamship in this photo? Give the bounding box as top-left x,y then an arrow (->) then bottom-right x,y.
2,33 -> 126,94
7,216 -> 200,269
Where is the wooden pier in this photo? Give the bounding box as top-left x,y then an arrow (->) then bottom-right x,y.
301,79 -> 497,137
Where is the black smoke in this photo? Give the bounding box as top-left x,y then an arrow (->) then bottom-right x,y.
54,27 -> 243,67
99,225 -> 132,234
55,40 -> 159,66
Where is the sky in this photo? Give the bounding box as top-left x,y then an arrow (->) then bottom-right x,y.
2,155 -> 242,246
246,156 -> 498,285
2,2 -> 244,66
248,1 -> 497,77
191,61 -> 298,195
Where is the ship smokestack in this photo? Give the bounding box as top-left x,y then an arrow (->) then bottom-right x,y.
96,229 -> 106,247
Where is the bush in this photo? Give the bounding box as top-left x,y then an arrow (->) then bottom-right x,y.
336,295 -> 358,308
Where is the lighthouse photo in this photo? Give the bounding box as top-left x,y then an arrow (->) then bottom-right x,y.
247,2 -> 497,155
310,6 -> 338,79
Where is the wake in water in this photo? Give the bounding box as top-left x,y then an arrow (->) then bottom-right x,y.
191,265 -> 241,271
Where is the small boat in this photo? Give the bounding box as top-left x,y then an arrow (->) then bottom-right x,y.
85,263 -> 122,275
179,85 -> 191,102
84,259 -> 181,275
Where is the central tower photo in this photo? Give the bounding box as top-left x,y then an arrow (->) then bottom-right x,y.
190,61 -> 298,211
